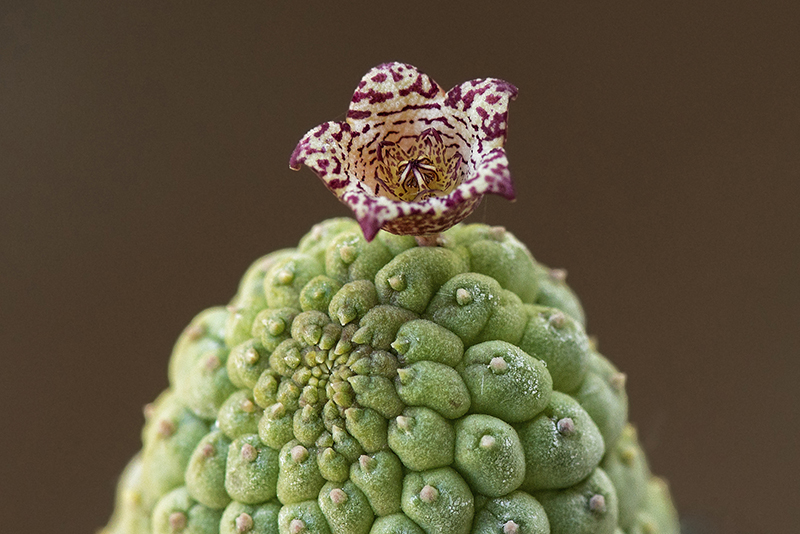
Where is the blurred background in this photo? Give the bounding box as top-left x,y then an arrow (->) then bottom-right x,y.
1,1 -> 798,532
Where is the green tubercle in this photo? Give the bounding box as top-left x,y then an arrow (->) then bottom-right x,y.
369,514 -> 425,534
375,246 -> 468,314
534,468 -> 619,534
276,440 -> 325,504
531,264 -> 586,326
395,361 -> 471,419
516,392 -> 605,492
458,340 -> 552,423
300,276 -> 343,314
218,390 -> 263,440
444,224 -> 540,304
227,339 -> 270,390
352,305 -> 418,350
185,430 -> 232,509
388,407 -> 455,471
168,307 -> 228,390
401,467 -> 474,534
471,491 -> 550,534
350,450 -> 404,517
325,229 -> 395,285
600,425 -> 650,529
151,487 -> 222,534
278,500 -> 332,534
224,434 -> 280,504
328,280 -> 378,326
453,415 -> 526,497
573,351 -> 629,449
518,305 -> 592,393
219,501 -> 281,534
425,273 -> 527,347
318,481 -> 373,534
140,393 -> 210,508
391,319 -> 464,366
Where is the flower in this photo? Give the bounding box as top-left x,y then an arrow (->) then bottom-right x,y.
290,62 -> 517,241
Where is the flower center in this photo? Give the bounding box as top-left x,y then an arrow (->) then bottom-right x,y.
397,157 -> 439,192
374,128 -> 463,202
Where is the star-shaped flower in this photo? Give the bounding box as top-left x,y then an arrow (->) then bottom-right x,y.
290,62 -> 517,241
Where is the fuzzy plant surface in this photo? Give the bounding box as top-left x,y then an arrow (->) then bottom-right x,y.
101,218 -> 680,534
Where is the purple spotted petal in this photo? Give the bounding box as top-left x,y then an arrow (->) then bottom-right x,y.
290,62 -> 518,241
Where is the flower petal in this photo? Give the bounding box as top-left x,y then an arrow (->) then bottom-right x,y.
347,62 -> 445,124
289,121 -> 355,196
444,78 -> 518,146
465,147 -> 515,201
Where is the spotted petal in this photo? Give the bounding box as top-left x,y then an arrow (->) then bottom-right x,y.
290,62 -> 517,241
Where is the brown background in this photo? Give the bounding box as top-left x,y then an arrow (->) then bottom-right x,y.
1,1 -> 798,533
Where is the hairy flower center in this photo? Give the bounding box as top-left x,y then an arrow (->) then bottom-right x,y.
374,128 -> 463,202
397,157 -> 439,192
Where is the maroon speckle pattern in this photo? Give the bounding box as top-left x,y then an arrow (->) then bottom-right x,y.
346,110 -> 372,120
352,88 -> 394,104
289,62 -> 517,241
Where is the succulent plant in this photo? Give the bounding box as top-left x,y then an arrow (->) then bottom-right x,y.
101,63 -> 679,534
